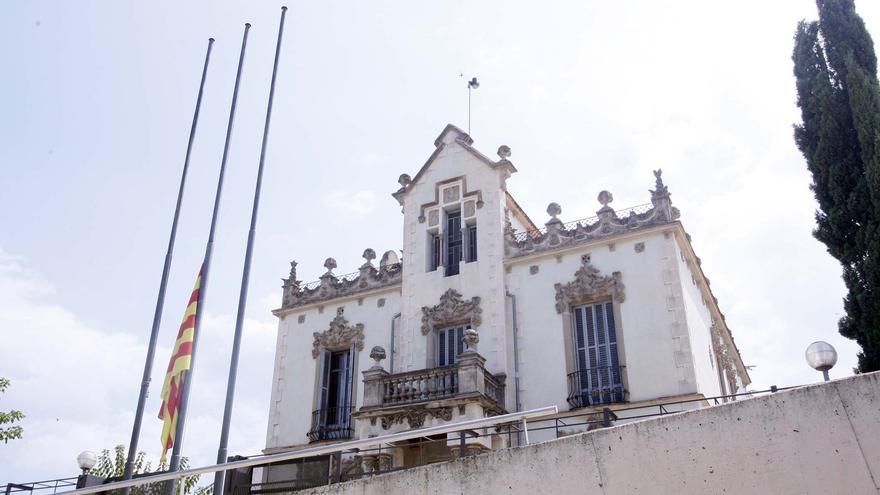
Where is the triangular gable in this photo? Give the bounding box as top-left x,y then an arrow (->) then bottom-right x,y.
393,124 -> 517,203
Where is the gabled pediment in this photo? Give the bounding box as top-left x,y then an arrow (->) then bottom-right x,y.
393,124 -> 517,204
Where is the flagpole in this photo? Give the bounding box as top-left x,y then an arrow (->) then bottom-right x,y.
122,37 -> 214,490
165,23 -> 251,495
213,8 -> 287,494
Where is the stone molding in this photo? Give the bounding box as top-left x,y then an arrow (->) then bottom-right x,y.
421,289 -> 482,336
312,307 -> 365,359
505,170 -> 680,258
554,254 -> 624,314
282,250 -> 402,309
370,406 -> 454,430
710,322 -> 739,393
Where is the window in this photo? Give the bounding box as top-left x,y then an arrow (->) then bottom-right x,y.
445,211 -> 462,276
311,348 -> 354,441
436,325 -> 466,367
568,301 -> 624,408
466,224 -> 477,262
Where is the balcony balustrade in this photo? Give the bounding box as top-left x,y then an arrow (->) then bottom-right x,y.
362,350 -> 505,411
307,406 -> 355,442
566,366 -> 625,409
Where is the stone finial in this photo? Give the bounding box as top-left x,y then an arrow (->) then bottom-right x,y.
462,328 -> 479,350
547,202 -> 562,219
363,248 -> 376,264
398,174 -> 412,188
370,345 -> 386,366
497,145 -> 512,159
598,190 -> 613,206
650,169 -> 670,199
284,260 -> 301,287
323,257 -> 337,274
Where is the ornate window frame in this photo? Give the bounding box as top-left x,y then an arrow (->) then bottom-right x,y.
310,308 -> 364,425
554,255 -> 629,405
421,289 -> 481,367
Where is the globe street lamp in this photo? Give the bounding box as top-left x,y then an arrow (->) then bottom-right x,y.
805,341 -> 838,382
77,450 -> 97,474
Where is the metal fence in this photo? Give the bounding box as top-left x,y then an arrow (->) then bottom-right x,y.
3,479 -> 79,495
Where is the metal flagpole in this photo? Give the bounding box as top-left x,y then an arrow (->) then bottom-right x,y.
122,37 -> 214,491
165,23 -> 251,495
213,7 -> 287,494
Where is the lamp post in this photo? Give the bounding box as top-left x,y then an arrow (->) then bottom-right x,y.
805,341 -> 838,382
75,451 -> 104,490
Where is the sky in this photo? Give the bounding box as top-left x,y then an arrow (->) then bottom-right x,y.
2,0 -> 880,484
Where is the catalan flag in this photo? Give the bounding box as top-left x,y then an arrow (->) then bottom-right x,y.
159,266 -> 202,462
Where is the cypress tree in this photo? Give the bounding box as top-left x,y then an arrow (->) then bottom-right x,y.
793,0 -> 880,372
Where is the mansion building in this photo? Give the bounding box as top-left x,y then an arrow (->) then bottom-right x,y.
263,124 -> 750,476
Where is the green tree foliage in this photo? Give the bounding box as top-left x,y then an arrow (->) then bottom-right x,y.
90,445 -> 211,495
0,377 -> 25,443
793,0 -> 880,372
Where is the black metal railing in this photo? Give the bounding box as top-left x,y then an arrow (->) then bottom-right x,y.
2,479 -> 78,495
566,366 -> 625,409
307,407 -> 354,442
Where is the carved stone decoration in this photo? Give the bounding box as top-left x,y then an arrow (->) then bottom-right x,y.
554,254 -> 624,313
710,322 -> 738,394
421,289 -> 482,336
497,145 -> 511,159
379,406 -> 454,430
312,307 -> 365,358
462,328 -> 479,350
504,172 -> 681,258
282,257 -> 402,309
370,345 -> 386,368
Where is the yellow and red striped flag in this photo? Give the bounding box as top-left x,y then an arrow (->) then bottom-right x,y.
158,266 -> 202,462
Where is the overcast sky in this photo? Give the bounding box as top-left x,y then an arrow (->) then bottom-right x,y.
2,0 -> 879,484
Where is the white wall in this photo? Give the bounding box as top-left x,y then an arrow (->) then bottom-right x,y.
397,131 -> 510,375
298,372 -> 880,495
674,240 -> 724,397
505,228 -> 702,415
265,289 -> 401,450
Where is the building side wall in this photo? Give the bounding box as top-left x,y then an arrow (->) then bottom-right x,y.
265,290 -> 402,450
673,240 -> 724,397
300,372 -> 880,495
505,228 -> 699,415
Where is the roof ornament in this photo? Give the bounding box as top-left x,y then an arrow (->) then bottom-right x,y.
650,169 -> 669,199
497,145 -> 512,159
323,257 -> 337,276
398,174 -> 412,188
380,250 -> 400,268
598,190 -> 613,207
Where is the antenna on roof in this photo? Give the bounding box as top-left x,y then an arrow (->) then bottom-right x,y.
466,75 -> 479,135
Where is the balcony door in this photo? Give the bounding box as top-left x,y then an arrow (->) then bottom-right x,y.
436,325 -> 465,367
315,347 -> 354,440
570,301 -> 623,407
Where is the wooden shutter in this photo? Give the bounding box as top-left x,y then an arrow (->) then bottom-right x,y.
317,349 -> 331,425
572,302 -> 621,404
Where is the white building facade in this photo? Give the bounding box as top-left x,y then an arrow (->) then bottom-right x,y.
263,124 -> 750,477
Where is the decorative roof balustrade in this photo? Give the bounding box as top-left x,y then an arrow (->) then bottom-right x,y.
281,249 -> 402,309
504,170 -> 680,258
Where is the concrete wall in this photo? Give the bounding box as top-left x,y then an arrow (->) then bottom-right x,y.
300,372 -> 880,495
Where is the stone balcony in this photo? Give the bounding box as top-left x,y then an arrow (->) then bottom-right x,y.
351,345 -> 507,467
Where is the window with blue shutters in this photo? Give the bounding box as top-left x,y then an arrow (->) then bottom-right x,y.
310,347 -> 354,441
445,211 -> 462,276
436,325 -> 466,367
568,301 -> 624,408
